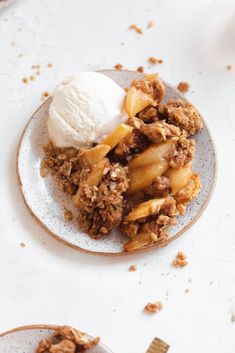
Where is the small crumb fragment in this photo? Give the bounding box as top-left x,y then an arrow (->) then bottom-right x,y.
185,288 -> 190,293
47,63 -> 53,68
227,65 -> 232,71
20,242 -> 26,248
29,75 -> 36,81
64,209 -> 73,221
36,71 -> 40,76
129,24 -> 143,34
11,41 -> 16,46
31,65 -> 36,69
137,66 -> 144,73
36,64 -> 40,69
114,63 -> 123,70
144,301 -> 163,314
128,265 -> 137,272
22,77 -> 28,84
177,81 -> 190,93
231,313 -> 235,322
148,57 -> 163,64
147,20 -> 154,28
172,251 -> 188,267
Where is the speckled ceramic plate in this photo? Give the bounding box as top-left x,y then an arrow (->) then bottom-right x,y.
0,325 -> 112,353
17,70 -> 217,256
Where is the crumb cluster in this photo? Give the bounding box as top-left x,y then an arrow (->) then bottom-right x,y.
144,301 -> 163,313
177,82 -> 190,93
172,251 -> 188,267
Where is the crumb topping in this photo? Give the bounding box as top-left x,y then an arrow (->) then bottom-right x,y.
177,81 -> 190,93
144,301 -> 163,313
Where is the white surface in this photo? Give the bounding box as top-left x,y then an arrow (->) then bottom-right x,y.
48,72 -> 126,149
0,0 -> 234,353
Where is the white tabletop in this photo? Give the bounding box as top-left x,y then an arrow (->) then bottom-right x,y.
0,1 -> 234,352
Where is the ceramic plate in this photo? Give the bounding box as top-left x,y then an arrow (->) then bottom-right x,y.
0,325 -> 112,353
17,70 -> 217,255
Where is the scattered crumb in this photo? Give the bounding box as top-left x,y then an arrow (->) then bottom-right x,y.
147,20 -> 154,28
64,209 -> 73,221
185,288 -> 190,293
137,66 -> 144,73
177,81 -> 190,93
113,309 -> 116,312
209,281 -> 213,285
41,91 -> 50,101
138,281 -> 142,285
22,77 -> 28,84
128,265 -> 137,272
227,65 -> 232,71
11,41 -> 16,46
29,75 -> 36,81
231,313 -> 235,322
47,63 -> 53,68
188,278 -> 192,283
129,24 -> 143,34
20,242 -> 26,248
36,71 -> 40,76
36,64 -> 40,69
114,63 -> 123,70
172,251 -> 188,267
18,54 -> 23,58
148,56 -> 163,65
144,301 -> 163,314
31,65 -> 36,69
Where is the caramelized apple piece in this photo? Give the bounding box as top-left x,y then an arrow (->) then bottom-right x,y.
100,123 -> 133,150
165,164 -> 192,195
127,160 -> 169,195
128,141 -> 174,169
79,144 -> 110,168
126,198 -> 166,221
125,86 -> 154,117
124,232 -> 155,252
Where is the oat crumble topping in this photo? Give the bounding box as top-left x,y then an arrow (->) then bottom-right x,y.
35,326 -> 100,353
137,66 -> 144,73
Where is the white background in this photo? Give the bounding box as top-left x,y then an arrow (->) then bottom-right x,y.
0,0 -> 235,352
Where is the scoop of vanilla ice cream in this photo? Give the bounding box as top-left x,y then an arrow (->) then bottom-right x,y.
48,72 -> 127,149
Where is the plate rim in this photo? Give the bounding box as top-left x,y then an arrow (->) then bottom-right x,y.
0,324 -> 113,353
16,69 -> 218,257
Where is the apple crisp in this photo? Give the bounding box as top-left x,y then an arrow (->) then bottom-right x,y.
41,75 -> 203,252
35,326 -> 100,353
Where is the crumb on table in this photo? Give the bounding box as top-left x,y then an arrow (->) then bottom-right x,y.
47,63 -> 53,68
22,77 -> 28,84
144,301 -> 163,313
128,265 -> 137,272
227,65 -> 232,71
172,251 -> 188,267
114,63 -> 123,70
20,242 -> 26,248
148,57 -> 163,64
147,20 -> 154,28
29,75 -> 36,81
137,66 -> 144,73
177,81 -> 190,93
129,23 -> 143,34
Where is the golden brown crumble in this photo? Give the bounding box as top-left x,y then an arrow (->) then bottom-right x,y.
114,63 -> 123,70
22,77 -> 28,84
41,91 -> 50,100
148,57 -> 163,65
147,20 -> 154,28
137,66 -> 144,73
227,65 -> 232,71
48,63 -> 53,68
64,209 -> 73,221
177,81 -> 190,93
172,251 -> 188,267
128,265 -> 137,272
35,326 -> 100,353
144,301 -> 163,313
129,23 -> 143,34
29,75 -> 36,81
20,242 -> 26,248
42,76 -> 202,252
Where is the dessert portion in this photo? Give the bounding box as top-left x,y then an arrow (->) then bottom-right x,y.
41,72 -> 203,252
35,326 -> 100,352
